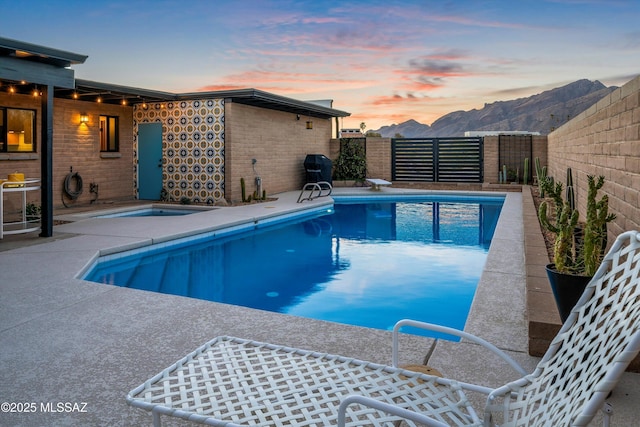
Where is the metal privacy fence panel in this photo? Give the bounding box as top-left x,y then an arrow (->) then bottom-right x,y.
392,137 -> 483,182
498,135 -> 532,183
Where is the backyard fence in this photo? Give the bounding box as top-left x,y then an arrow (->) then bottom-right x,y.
391,137 -> 483,182
498,135 -> 533,183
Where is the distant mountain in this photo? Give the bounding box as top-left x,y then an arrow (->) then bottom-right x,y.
373,79 -> 617,137
375,119 -> 431,138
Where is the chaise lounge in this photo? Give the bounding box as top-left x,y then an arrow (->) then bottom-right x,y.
127,230 -> 640,426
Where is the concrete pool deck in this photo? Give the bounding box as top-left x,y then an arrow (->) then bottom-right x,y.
0,187 -> 638,426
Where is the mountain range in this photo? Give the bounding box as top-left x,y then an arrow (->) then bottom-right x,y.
372,79 -> 617,138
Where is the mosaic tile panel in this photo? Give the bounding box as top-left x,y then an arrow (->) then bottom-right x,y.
133,99 -> 225,204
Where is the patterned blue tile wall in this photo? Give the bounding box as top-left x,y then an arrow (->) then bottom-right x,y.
133,99 -> 225,204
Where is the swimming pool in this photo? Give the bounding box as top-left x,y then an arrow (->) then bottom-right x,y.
94,206 -> 205,218
84,195 -> 503,335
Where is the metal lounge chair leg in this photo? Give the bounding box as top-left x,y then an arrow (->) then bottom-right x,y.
601,402 -> 613,427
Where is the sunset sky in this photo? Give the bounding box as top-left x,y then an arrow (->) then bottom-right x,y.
2,0 -> 639,130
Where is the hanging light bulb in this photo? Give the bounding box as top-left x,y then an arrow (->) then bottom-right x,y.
73,92 -> 79,100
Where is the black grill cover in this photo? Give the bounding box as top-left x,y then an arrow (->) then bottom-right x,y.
304,154 -> 332,184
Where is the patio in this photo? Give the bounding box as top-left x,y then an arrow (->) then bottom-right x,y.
0,187 -> 638,426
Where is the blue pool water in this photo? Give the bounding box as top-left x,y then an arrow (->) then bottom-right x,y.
85,196 -> 503,335
96,207 -> 200,218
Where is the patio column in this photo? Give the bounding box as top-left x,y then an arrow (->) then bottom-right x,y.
40,84 -> 53,237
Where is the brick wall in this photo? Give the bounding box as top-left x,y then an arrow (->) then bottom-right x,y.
225,101 -> 332,202
363,137 -> 392,180
0,94 -> 134,210
547,75 -> 640,237
53,99 -> 134,207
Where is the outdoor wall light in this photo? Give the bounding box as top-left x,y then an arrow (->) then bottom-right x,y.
306,120 -> 313,129
80,113 -> 89,124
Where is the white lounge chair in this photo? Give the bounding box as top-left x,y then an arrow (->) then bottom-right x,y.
127,230 -> 640,427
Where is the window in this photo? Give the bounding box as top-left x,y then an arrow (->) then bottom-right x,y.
0,107 -> 36,153
100,116 -> 119,152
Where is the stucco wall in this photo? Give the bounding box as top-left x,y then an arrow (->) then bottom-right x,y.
0,93 -> 134,210
224,101 -> 332,202
547,75 -> 640,237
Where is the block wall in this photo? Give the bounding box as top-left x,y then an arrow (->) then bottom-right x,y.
225,101 -> 332,202
363,137 -> 392,180
547,75 -> 640,237
53,99 -> 135,207
0,93 -> 134,210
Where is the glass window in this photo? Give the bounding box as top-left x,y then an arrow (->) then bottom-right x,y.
0,107 -> 36,153
100,116 -> 119,152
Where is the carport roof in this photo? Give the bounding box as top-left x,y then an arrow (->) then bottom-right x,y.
0,36 -> 88,68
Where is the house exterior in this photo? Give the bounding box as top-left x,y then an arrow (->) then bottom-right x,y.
0,37 -> 350,237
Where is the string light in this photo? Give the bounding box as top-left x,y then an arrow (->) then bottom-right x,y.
97,96 -> 102,103
73,92 -> 79,100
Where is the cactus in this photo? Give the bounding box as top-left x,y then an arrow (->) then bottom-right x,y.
582,175 -> 616,276
540,173 -> 616,276
262,190 -> 267,200
523,158 -> 529,185
565,168 -> 575,212
241,177 -> 246,203
539,175 -> 578,273
535,158 -> 548,197
539,196 -> 579,273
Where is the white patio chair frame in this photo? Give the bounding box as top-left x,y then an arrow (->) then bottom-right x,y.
127,230 -> 640,427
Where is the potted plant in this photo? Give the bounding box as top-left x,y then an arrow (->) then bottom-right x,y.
25,202 -> 41,223
538,172 -> 616,321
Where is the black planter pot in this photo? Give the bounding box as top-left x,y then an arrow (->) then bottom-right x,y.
545,264 -> 592,323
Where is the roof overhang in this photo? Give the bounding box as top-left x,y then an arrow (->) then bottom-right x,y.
0,36 -> 87,89
56,78 -> 177,105
56,81 -> 350,119
178,88 -> 350,119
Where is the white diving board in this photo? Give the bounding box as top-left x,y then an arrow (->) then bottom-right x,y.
366,178 -> 392,191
